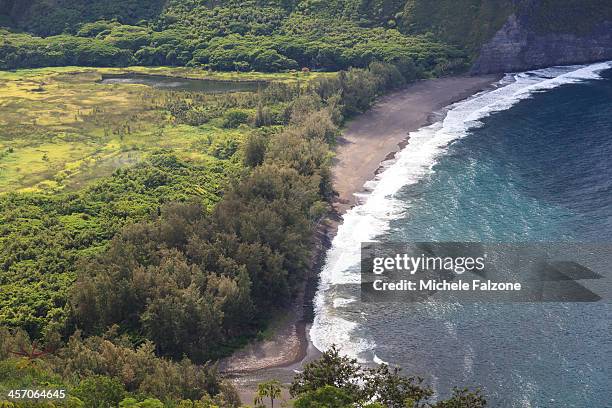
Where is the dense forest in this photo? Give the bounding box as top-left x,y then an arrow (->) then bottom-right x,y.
2,0 -> 610,73
0,0 -> 467,73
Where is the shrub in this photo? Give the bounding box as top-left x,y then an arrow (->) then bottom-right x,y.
293,385 -> 354,408
291,346 -> 485,407
253,49 -> 298,72
209,136 -> 239,159
119,398 -> 165,408
222,109 -> 250,128
299,110 -> 338,144
72,375 -> 126,408
255,104 -> 275,127
76,20 -> 119,37
243,132 -> 268,167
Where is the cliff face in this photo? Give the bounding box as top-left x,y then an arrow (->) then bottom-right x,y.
472,13 -> 612,74
399,0 -> 612,74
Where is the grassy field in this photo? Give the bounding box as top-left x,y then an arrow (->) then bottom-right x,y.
0,66 -> 326,192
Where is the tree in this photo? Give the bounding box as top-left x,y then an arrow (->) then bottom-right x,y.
290,345 -> 362,398
253,49 -> 298,72
255,104 -> 275,127
222,109 -> 250,128
299,110 -> 338,143
141,284 -> 223,362
293,385 -> 354,408
254,380 -> 282,408
290,346 -> 486,407
363,364 -> 433,408
120,398 -> 165,408
72,375 -> 125,408
434,388 -> 487,408
243,132 -> 268,166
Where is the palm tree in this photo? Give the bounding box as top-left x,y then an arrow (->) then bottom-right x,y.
254,380 -> 282,408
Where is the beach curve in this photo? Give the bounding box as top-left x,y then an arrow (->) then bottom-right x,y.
221,74 -> 502,404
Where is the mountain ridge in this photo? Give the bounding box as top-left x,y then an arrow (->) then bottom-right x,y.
1,1 -> 611,73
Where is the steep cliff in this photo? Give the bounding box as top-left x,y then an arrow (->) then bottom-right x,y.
472,10 -> 612,73
399,0 -> 515,56
398,0 -> 612,74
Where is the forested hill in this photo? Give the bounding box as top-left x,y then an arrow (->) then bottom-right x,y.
2,0 -> 611,73
0,0 -> 467,75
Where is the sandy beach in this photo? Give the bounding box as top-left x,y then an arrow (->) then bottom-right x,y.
222,74 -> 502,405
333,75 -> 501,213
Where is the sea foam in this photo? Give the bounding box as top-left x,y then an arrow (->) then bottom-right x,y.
310,61 -> 612,360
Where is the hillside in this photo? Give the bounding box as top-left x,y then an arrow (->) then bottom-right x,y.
472,0 -> 612,73
0,0 -> 467,75
2,0 -> 612,73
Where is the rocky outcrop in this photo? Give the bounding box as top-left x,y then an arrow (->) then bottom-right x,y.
472,14 -> 612,74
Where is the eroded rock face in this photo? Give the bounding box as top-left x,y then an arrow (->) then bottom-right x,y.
472,14 -> 612,74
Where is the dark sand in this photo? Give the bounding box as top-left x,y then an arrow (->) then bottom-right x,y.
222,74 -> 502,406
333,75 -> 501,213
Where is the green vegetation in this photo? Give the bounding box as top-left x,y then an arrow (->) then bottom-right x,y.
0,326 -> 238,406
0,66 -> 318,193
1,60 -> 435,405
0,331 -> 486,407
3,0 -> 608,73
289,346 -> 486,407
2,67 -> 305,338
254,380 -> 282,408
398,0 -> 612,55
0,152 -> 235,336
528,0 -> 612,34
0,0 -> 468,73
0,0 -> 165,36
68,62 -> 408,363
399,0 -> 515,54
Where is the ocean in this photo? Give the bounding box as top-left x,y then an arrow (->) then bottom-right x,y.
311,62 -> 612,407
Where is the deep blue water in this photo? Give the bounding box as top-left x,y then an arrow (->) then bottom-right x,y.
369,69 -> 612,406
391,69 -> 612,243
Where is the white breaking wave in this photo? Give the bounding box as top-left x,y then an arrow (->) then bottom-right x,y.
373,354 -> 389,365
333,297 -> 357,308
310,61 -> 612,360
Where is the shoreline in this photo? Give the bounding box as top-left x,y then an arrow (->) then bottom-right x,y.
332,74 -> 502,214
221,74 -> 502,404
